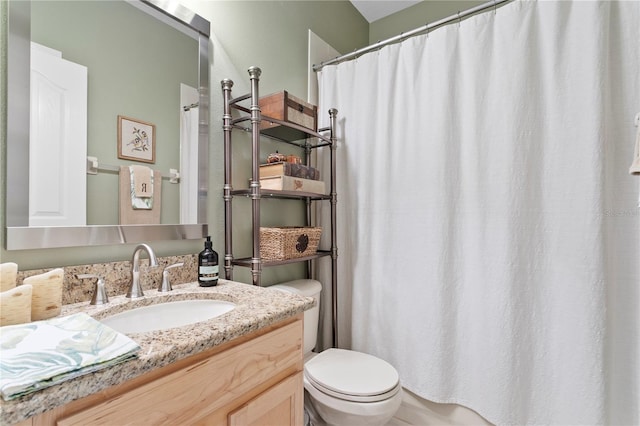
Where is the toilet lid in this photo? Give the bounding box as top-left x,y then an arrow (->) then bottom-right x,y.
304,348 -> 400,402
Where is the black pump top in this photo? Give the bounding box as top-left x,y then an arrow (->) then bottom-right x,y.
204,236 -> 212,249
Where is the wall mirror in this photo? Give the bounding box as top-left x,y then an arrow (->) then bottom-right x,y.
6,0 -> 210,250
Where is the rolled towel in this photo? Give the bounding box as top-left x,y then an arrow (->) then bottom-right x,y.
0,285 -> 32,326
0,262 -> 18,292
23,268 -> 64,321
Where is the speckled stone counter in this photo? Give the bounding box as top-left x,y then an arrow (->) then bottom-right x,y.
0,279 -> 314,425
15,254 -> 199,305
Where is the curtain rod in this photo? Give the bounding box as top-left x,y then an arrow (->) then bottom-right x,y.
313,0 -> 512,71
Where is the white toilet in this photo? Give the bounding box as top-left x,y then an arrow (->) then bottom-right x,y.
271,279 -> 402,426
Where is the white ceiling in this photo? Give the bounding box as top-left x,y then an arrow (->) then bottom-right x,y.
350,0 -> 422,23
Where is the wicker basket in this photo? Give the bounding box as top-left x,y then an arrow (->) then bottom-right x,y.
260,227 -> 322,261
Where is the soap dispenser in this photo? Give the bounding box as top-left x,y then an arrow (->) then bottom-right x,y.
198,236 -> 219,287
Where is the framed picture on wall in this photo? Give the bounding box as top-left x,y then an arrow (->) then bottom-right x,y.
117,115 -> 156,163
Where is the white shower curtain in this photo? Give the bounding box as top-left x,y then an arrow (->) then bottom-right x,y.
180,107 -> 199,224
317,1 -> 639,424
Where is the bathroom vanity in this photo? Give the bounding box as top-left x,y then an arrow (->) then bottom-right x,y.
0,280 -> 313,425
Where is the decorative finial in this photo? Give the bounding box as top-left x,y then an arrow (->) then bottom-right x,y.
248,66 -> 262,78
221,79 -> 234,90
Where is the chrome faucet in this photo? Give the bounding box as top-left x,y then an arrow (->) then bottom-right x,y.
126,243 -> 158,299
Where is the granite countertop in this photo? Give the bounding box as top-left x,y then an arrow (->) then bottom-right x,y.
0,279 -> 314,425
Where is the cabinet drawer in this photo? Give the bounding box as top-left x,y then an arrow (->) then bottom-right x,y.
56,318 -> 303,425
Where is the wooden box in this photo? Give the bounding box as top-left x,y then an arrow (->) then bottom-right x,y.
259,91 -> 318,141
260,227 -> 322,261
259,176 -> 327,195
259,162 -> 320,180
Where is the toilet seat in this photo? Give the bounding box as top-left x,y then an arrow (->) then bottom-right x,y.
304,348 -> 400,403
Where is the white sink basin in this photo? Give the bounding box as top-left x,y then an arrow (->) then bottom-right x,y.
100,299 -> 235,334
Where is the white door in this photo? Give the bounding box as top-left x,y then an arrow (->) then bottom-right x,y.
307,30 -> 340,104
29,42 -> 87,226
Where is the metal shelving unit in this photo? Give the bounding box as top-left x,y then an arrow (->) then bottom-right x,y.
221,67 -> 338,344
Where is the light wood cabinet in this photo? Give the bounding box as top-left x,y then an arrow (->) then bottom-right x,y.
21,315 -> 303,426
227,373 -> 303,426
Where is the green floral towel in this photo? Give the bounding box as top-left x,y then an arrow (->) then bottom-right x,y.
0,313 -> 140,401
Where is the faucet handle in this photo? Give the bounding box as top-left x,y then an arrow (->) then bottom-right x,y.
159,262 -> 184,292
76,274 -> 109,305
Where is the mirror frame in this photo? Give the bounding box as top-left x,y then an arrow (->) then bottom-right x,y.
5,0 -> 210,250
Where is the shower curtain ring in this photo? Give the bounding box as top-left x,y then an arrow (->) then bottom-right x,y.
493,0 -> 498,15
457,11 -> 461,26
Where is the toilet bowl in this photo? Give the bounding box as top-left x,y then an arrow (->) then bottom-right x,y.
271,280 -> 402,426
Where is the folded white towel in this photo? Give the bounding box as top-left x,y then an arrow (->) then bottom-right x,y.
0,313 -> 139,400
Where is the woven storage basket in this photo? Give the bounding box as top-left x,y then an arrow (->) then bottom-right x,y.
260,227 -> 322,261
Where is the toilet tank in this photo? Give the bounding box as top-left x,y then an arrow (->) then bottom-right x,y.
270,279 -> 322,355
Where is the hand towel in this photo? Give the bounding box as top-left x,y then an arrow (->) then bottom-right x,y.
129,166 -> 154,210
130,165 -> 153,197
119,167 -> 162,224
0,312 -> 140,400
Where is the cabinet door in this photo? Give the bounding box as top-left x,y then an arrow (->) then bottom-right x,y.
53,318 -> 303,426
228,372 -> 303,426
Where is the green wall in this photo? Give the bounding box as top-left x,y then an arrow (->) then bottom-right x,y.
184,0 -> 368,96
370,1 -> 485,43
